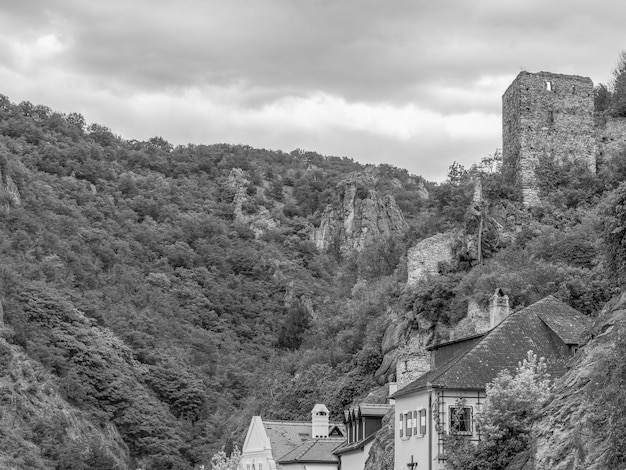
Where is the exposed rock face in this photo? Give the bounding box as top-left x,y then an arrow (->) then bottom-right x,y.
312,172 -> 408,253
227,168 -> 278,237
375,313 -> 411,384
531,293 -> 626,469
0,169 -> 20,209
363,409 -> 394,470
375,307 -> 437,387
406,231 -> 459,286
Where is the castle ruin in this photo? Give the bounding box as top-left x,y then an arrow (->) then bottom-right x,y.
502,71 -> 597,206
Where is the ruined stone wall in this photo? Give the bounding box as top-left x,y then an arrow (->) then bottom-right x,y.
503,71 -> 596,206
406,231 -> 459,287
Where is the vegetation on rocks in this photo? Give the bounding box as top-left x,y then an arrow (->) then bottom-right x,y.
0,80 -> 623,469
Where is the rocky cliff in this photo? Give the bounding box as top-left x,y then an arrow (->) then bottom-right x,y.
364,409 -> 394,470
406,231 -> 459,286
226,168 -> 278,237
531,292 -> 626,469
312,170 -> 408,253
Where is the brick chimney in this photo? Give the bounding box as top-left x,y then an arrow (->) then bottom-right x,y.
311,404 -> 330,438
489,288 -> 510,328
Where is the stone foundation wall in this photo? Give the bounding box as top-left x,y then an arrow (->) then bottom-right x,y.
396,352 -> 430,389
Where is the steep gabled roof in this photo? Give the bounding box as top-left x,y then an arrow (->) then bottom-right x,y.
344,403 -> 392,422
392,296 -> 589,398
333,433 -> 377,455
538,305 -> 591,344
277,437 -> 344,464
262,420 -> 344,461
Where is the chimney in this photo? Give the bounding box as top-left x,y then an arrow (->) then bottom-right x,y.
311,404 -> 330,438
489,288 -> 510,328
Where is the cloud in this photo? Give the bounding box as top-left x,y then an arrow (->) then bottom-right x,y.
0,1 -> 623,181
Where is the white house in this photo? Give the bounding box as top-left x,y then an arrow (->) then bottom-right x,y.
390,294 -> 591,470
240,404 -> 345,470
333,403 -> 393,470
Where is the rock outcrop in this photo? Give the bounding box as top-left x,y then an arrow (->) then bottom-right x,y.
531,292 -> 626,469
312,171 -> 408,253
364,409 -> 394,470
406,231 -> 459,286
226,168 -> 278,237
0,168 -> 20,210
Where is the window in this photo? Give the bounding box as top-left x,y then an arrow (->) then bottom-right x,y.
419,408 -> 427,435
449,406 -> 473,435
259,464 -> 262,470
545,81 -> 552,91
400,411 -> 414,438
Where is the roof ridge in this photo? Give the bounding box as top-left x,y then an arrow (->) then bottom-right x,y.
392,295 -> 586,397
263,419 -> 343,426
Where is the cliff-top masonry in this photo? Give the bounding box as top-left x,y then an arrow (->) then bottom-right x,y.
502,71 -> 596,206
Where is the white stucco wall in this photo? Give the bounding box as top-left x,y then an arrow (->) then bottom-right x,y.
394,389 -> 485,470
337,440 -> 373,470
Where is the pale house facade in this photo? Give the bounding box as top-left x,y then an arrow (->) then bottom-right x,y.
239,404 -> 345,470
333,403 -> 392,470
391,294 -> 590,470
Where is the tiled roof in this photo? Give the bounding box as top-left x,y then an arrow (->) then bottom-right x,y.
263,421 -> 344,461
344,403 -> 392,421
392,296 -> 589,398
538,306 -> 591,344
333,433 -> 377,455
277,437 -> 344,464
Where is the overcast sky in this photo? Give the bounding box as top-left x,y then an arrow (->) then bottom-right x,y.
0,1 -> 623,181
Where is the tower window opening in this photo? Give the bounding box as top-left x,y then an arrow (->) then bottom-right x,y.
546,81 -> 552,91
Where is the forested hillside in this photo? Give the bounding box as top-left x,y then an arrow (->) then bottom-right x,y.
0,93 -> 623,469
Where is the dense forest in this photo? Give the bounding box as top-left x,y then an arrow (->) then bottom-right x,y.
0,87 -> 625,469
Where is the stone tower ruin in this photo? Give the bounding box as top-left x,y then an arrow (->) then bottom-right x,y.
502,71 -> 596,206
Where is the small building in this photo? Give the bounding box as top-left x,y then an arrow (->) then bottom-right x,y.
333,403 -> 393,470
391,294 -> 591,470
240,404 -> 345,470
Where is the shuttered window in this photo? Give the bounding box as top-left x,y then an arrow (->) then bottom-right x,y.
419,408 -> 427,435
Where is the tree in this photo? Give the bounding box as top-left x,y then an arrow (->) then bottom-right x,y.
446,351 -> 552,470
209,446 -> 241,470
595,84 -> 611,113
599,181 -> 626,285
611,50 -> 626,116
277,301 -> 311,350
